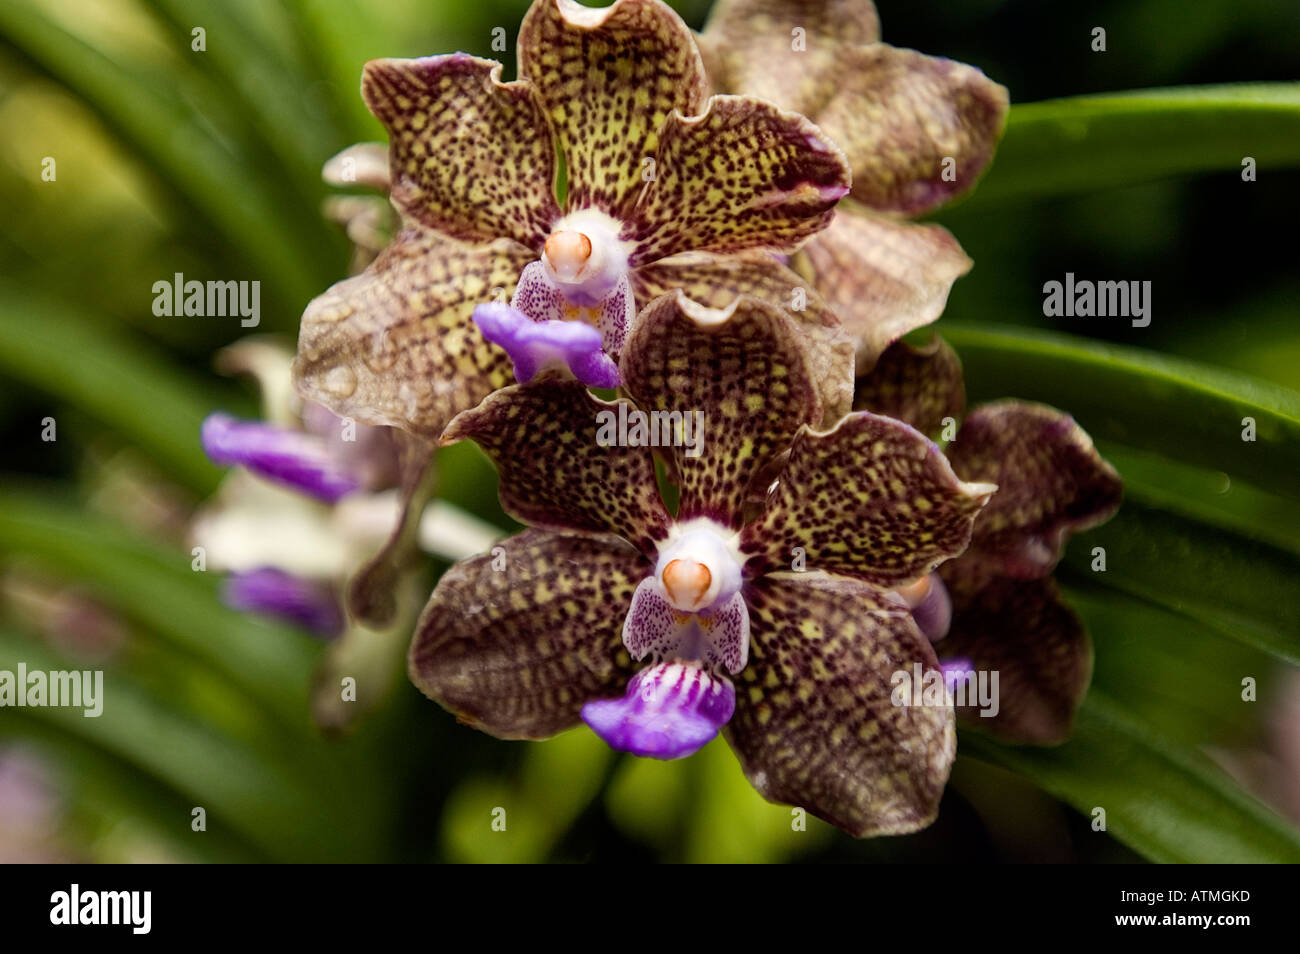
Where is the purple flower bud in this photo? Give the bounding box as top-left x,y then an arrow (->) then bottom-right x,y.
222,568 -> 344,637
201,413 -> 362,503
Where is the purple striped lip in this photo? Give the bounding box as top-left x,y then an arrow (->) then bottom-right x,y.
201,413 -> 362,503
581,661 -> 735,760
222,567 -> 344,637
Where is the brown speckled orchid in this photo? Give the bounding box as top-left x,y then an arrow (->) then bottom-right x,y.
698,0 -> 1010,369
853,336 -> 1124,743
408,291 -> 998,836
293,0 -> 855,438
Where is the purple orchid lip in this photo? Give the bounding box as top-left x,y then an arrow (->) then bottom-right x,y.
473,302 -> 620,388
222,567 -> 344,637
581,660 -> 735,760
201,413 -> 362,503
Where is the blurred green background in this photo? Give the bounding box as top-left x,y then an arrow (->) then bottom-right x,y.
1,0 -> 1298,862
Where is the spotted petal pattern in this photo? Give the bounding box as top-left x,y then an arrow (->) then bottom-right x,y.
815,44 -> 1008,216
632,251 -> 854,423
362,54 -> 559,248
946,402 -> 1123,582
292,228 -> 533,438
728,572 -> 955,837
853,334 -> 966,437
800,207 -> 972,370
938,577 -> 1092,745
628,96 -> 850,263
409,528 -> 646,738
623,577 -> 750,674
621,292 -> 822,529
441,376 -> 671,556
741,412 -> 995,586
518,0 -> 708,217
698,0 -> 880,116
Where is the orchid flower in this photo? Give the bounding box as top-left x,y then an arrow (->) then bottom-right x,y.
293,0 -> 856,438
408,291 -> 996,835
194,340 -> 500,730
854,336 -> 1124,743
698,0 -> 1009,369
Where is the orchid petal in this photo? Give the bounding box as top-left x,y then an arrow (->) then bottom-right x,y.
945,401 -> 1123,584
408,528 -> 647,739
292,227 -> 534,438
441,377 -> 671,556
801,206 -> 972,371
582,660 -> 735,759
621,292 -> 823,529
938,577 -> 1092,745
362,53 -> 559,247
741,412 -> 995,586
201,413 -> 361,503
728,572 -> 955,837
853,334 -> 966,437
518,0 -> 708,217
223,567 -> 343,637
628,95 -> 850,263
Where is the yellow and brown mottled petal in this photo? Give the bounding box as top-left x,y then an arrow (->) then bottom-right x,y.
815,45 -> 1008,216
518,0 -> 707,217
853,334 -> 966,437
947,401 -> 1123,581
632,251 -> 855,424
697,0 -> 880,115
442,376 -> 671,556
362,54 -> 560,248
628,96 -> 850,263
796,204 -> 972,371
409,528 -> 646,739
937,576 -> 1092,745
741,412 -> 995,586
728,572 -> 955,837
620,292 -> 822,529
292,227 -> 534,438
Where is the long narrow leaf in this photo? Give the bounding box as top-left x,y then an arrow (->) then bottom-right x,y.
960,84 -> 1300,208
962,692 -> 1300,863
945,324 -> 1300,500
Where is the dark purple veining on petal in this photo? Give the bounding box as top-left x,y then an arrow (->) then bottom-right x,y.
201,413 -> 361,503
581,660 -> 735,759
222,567 -> 344,637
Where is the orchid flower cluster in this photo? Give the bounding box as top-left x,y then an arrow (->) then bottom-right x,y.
201,0 -> 1121,836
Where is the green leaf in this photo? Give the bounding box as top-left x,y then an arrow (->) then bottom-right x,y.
1094,441 -> 1300,553
1065,581 -> 1276,746
944,324 -> 1300,501
961,83 -> 1300,208
1059,499 -> 1300,666
0,487 -> 321,726
962,692 -> 1300,863
0,710 -> 265,862
140,0 -> 348,186
0,282 -> 242,495
0,632 -> 363,861
0,0 -> 337,304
